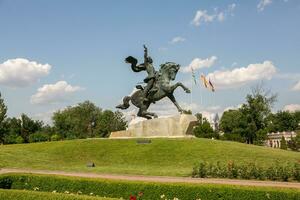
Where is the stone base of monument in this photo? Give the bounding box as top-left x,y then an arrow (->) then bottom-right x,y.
110,114 -> 198,138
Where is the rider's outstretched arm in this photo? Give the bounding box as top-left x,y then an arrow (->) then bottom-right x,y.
143,44 -> 148,64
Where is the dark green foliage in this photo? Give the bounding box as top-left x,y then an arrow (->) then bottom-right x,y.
21,114 -> 44,143
266,111 -> 298,132
220,85 -> 277,145
53,101 -> 126,139
0,174 -> 299,200
287,133 -> 300,151
50,134 -> 61,141
2,117 -> 22,144
95,110 -> 127,138
0,177 -> 12,189
193,118 -> 218,139
29,132 -> 49,143
280,136 -> 288,150
192,160 -> 299,182
0,93 -> 7,144
15,136 -> 24,144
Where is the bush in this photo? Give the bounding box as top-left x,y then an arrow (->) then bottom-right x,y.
15,136 -> 24,144
0,177 -> 12,189
51,134 -> 61,141
29,133 -> 49,143
192,160 -> 299,182
0,174 -> 299,200
0,189 -> 116,200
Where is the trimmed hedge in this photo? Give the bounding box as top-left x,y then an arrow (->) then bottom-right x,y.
192,161 -> 300,182
0,174 -> 299,200
0,189 -> 117,200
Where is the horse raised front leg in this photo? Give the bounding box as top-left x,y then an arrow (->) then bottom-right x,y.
169,83 -> 190,94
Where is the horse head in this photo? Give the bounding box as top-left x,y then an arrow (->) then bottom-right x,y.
159,62 -> 180,81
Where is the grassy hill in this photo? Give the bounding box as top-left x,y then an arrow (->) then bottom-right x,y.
0,138 -> 299,176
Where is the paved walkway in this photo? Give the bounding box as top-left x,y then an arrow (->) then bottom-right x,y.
1,168 -> 299,189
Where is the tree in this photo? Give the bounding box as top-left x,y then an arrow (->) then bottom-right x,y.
20,114 -> 43,143
96,110 -> 127,137
266,111 -> 298,132
219,84 -> 277,144
53,101 -> 102,139
239,84 -> 277,144
219,109 -> 247,142
193,118 -> 217,139
280,136 -> 287,150
292,111 -> 300,130
288,133 -> 300,151
2,117 -> 22,144
0,93 -> 7,144
195,113 -> 203,124
53,101 -> 127,139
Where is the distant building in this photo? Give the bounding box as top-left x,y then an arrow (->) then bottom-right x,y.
209,113 -> 220,131
265,131 -> 297,148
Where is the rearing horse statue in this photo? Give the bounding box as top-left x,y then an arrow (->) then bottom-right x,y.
116,46 -> 191,119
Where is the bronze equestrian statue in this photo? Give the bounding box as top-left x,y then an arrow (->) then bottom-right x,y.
116,45 -> 191,119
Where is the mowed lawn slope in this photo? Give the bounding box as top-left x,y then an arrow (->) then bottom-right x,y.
0,138 -> 299,176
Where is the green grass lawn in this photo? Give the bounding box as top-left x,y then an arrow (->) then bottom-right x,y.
0,138 -> 299,176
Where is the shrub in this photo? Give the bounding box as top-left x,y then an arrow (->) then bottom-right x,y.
15,136 -> 24,144
193,160 -> 299,182
51,134 -> 61,141
29,133 -> 49,143
0,174 -> 299,200
0,177 -> 12,189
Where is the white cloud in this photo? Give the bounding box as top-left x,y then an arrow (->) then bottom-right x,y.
257,0 -> 272,11
191,4 -> 236,27
283,104 -> 300,112
170,36 -> 186,44
206,61 -> 277,89
0,58 -> 51,87
32,110 -> 56,125
223,104 -> 243,112
228,3 -> 236,13
191,10 -> 215,26
181,56 -> 217,73
31,81 -> 83,105
291,80 -> 300,91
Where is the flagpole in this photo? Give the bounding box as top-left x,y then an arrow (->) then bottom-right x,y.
191,77 -> 193,109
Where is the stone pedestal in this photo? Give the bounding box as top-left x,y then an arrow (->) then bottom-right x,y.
110,114 -> 198,138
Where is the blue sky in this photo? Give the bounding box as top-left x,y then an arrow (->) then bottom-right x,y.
0,0 -> 299,123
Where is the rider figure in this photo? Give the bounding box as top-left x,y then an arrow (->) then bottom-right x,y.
126,45 -> 157,102
140,45 -> 157,102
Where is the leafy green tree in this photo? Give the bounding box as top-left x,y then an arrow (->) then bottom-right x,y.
53,101 -> 102,139
2,117 -> 22,144
21,114 -> 43,143
288,133 -> 300,151
96,110 -> 127,137
29,132 -> 49,143
293,111 -> 300,130
53,101 -> 127,139
266,111 -> 298,132
195,113 -> 203,124
280,136 -> 287,150
0,93 -> 7,144
193,118 -> 218,139
239,85 -> 277,144
220,109 -> 247,142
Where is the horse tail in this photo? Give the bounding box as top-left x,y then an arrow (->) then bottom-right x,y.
116,96 -> 131,110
